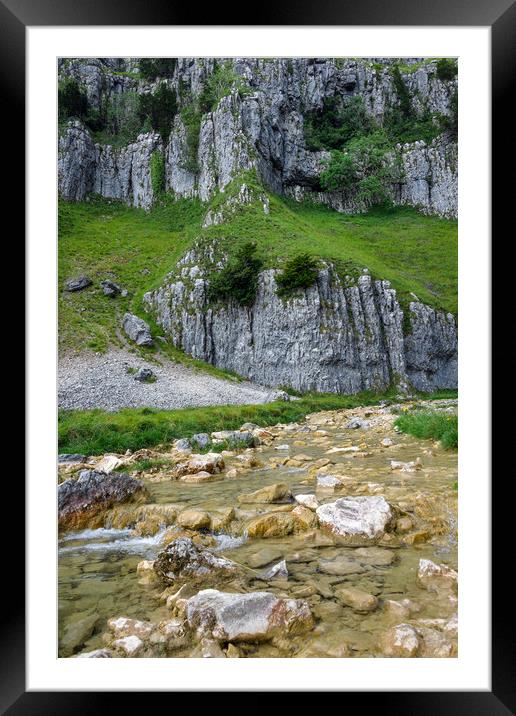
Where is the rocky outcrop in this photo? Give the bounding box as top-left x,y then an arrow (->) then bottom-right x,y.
58,470 -> 148,530
122,312 -> 153,346
58,121 -> 162,209
58,58 -> 457,217
143,251 -> 457,394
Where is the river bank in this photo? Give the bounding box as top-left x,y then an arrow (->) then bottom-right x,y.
58,398 -> 458,658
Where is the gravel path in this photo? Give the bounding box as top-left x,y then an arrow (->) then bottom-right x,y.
59,349 -> 277,411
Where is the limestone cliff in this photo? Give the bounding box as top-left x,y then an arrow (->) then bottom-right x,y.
58,57 -> 457,218
143,247 -> 457,394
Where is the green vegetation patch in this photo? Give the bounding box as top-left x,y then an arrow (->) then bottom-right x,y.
150,151 -> 165,196
138,59 -> 177,81
208,241 -> 264,306
205,192 -> 457,315
275,253 -> 320,298
394,410 -> 458,449
59,389 -> 457,455
58,196 -> 204,354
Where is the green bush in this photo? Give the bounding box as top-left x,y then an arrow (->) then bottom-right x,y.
150,151 -> 165,196
58,78 -> 88,122
438,90 -> 458,140
394,410 -> 458,449
208,242 -> 264,306
276,253 -> 320,297
390,64 -> 413,118
137,82 -> 177,140
320,131 -> 395,205
436,58 -> 458,82
304,96 -> 374,151
180,104 -> 202,172
138,58 -> 177,80
198,60 -> 250,114
384,106 -> 442,144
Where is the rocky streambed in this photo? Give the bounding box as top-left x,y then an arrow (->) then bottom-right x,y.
58,399 -> 458,658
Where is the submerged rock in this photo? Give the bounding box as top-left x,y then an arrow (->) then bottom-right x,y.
335,586 -> 378,613
247,546 -> 284,569
186,589 -> 314,642
378,623 -> 421,657
60,614 -> 98,656
416,559 -> 458,594
390,458 -> 423,472
58,470 -> 148,530
153,537 -> 239,586
316,496 -> 393,542
263,559 -> 288,580
237,483 -> 292,504
245,512 -> 297,538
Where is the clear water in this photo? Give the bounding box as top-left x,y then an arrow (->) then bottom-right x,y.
58,407 -> 458,657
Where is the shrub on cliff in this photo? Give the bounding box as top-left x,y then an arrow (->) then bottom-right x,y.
58,78 -> 88,122
320,131 -> 395,205
436,58 -> 458,82
137,82 -> 178,140
275,254 -> 320,298
304,95 -> 374,151
138,58 -> 177,80
208,242 -> 264,306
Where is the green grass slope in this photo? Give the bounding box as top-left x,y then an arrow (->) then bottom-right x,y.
59,186 -> 457,356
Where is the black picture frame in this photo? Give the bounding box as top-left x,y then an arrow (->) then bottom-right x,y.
8,0 -> 509,710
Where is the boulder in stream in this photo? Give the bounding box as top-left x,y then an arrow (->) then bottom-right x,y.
153,537 -> 240,586
58,470 -> 148,530
316,495 -> 393,542
186,589 -> 314,642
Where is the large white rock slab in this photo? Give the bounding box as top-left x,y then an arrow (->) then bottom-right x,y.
186,589 -> 313,642
316,495 -> 393,540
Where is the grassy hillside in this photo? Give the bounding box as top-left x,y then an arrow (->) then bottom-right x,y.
59,187 -> 457,355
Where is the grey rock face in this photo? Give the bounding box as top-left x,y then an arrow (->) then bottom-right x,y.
122,312 -> 153,346
58,121 -> 162,209
58,58 -> 457,217
144,252 -> 457,394
65,275 -> 92,292
191,433 -> 211,450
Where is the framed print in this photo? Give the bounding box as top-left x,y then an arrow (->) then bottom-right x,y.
7,0 -> 511,709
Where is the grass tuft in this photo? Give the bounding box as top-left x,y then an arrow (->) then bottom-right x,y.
394,410 -> 458,449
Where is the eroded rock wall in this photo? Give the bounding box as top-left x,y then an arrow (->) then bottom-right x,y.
58,58 -> 458,217
143,253 -> 457,394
